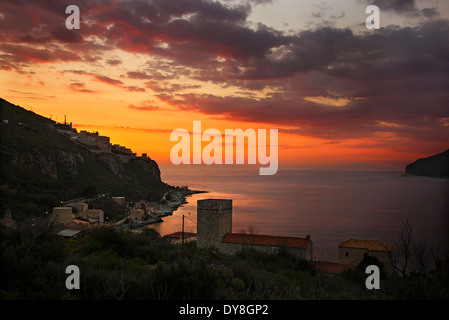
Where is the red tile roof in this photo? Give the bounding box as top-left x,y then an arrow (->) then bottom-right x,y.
221,233 -> 310,248
85,209 -> 104,213
338,239 -> 392,252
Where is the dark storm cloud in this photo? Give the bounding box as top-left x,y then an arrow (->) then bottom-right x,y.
150,18 -> 449,141
368,0 -> 440,18
371,0 -> 416,13
0,0 -> 289,66
1,0 -> 448,145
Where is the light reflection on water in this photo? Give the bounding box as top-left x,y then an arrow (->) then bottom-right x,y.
147,165 -> 449,262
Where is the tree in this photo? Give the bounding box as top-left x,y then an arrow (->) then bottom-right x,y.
413,241 -> 432,275
107,259 -> 132,300
390,218 -> 414,277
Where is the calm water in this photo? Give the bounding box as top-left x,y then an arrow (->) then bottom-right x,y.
149,165 -> 449,262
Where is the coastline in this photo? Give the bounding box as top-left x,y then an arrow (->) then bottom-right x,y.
121,188 -> 208,231
159,188 -> 208,217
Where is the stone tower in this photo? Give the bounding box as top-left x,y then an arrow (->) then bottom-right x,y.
197,199 -> 232,248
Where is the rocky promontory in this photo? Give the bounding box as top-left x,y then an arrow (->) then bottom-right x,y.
0,98 -> 171,220
405,149 -> 449,178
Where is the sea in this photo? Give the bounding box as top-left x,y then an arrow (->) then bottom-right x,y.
148,165 -> 449,263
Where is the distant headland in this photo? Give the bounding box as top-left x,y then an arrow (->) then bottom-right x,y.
405,149 -> 449,178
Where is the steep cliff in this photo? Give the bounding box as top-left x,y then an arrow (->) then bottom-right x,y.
405,149 -> 449,178
0,98 -> 171,220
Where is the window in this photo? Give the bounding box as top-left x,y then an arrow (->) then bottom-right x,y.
345,252 -> 349,257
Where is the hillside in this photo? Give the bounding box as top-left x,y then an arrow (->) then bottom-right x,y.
0,98 -> 172,220
405,149 -> 449,178
1,225 -> 448,300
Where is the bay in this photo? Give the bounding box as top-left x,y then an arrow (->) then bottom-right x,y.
150,165 -> 449,262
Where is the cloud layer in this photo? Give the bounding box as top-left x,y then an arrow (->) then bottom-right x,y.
1,0 -> 448,153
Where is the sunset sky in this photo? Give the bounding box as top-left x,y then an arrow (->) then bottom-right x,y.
1,0 -> 448,170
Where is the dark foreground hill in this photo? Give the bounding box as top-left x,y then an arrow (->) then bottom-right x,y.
405,149 -> 449,178
0,98 -> 172,220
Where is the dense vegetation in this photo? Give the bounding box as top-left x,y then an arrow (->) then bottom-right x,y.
1,221 -> 448,300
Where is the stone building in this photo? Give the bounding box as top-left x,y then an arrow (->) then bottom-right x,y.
197,199 -> 233,249
338,239 -> 393,272
75,202 -> 88,214
77,131 -> 110,151
81,209 -> 104,224
130,208 -> 145,222
196,199 -> 313,260
52,206 -> 73,225
112,197 -> 125,206
0,209 -> 16,229
220,233 -> 313,260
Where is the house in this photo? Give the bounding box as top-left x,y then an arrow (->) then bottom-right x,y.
0,209 -> 16,229
77,131 -> 111,151
57,228 -> 81,239
112,144 -> 133,155
196,199 -> 313,260
112,197 -> 125,206
220,233 -> 313,259
52,206 -> 73,225
134,201 -> 146,210
338,239 -> 393,273
77,130 -> 97,146
130,208 -> 145,222
81,209 -> 104,224
75,202 -> 88,213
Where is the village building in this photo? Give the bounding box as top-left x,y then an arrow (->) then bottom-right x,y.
338,239 -> 393,273
77,131 -> 111,151
52,206 -> 73,225
194,199 -> 313,260
111,144 -> 133,155
135,201 -> 151,215
57,228 -> 82,239
80,209 -> 104,225
130,208 -> 145,222
77,130 -> 97,146
219,233 -> 313,259
112,196 -> 125,206
144,201 -> 159,215
0,209 -> 16,229
96,135 -> 110,151
75,202 -> 88,214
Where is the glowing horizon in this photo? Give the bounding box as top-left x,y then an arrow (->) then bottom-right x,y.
1,0 -> 448,171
